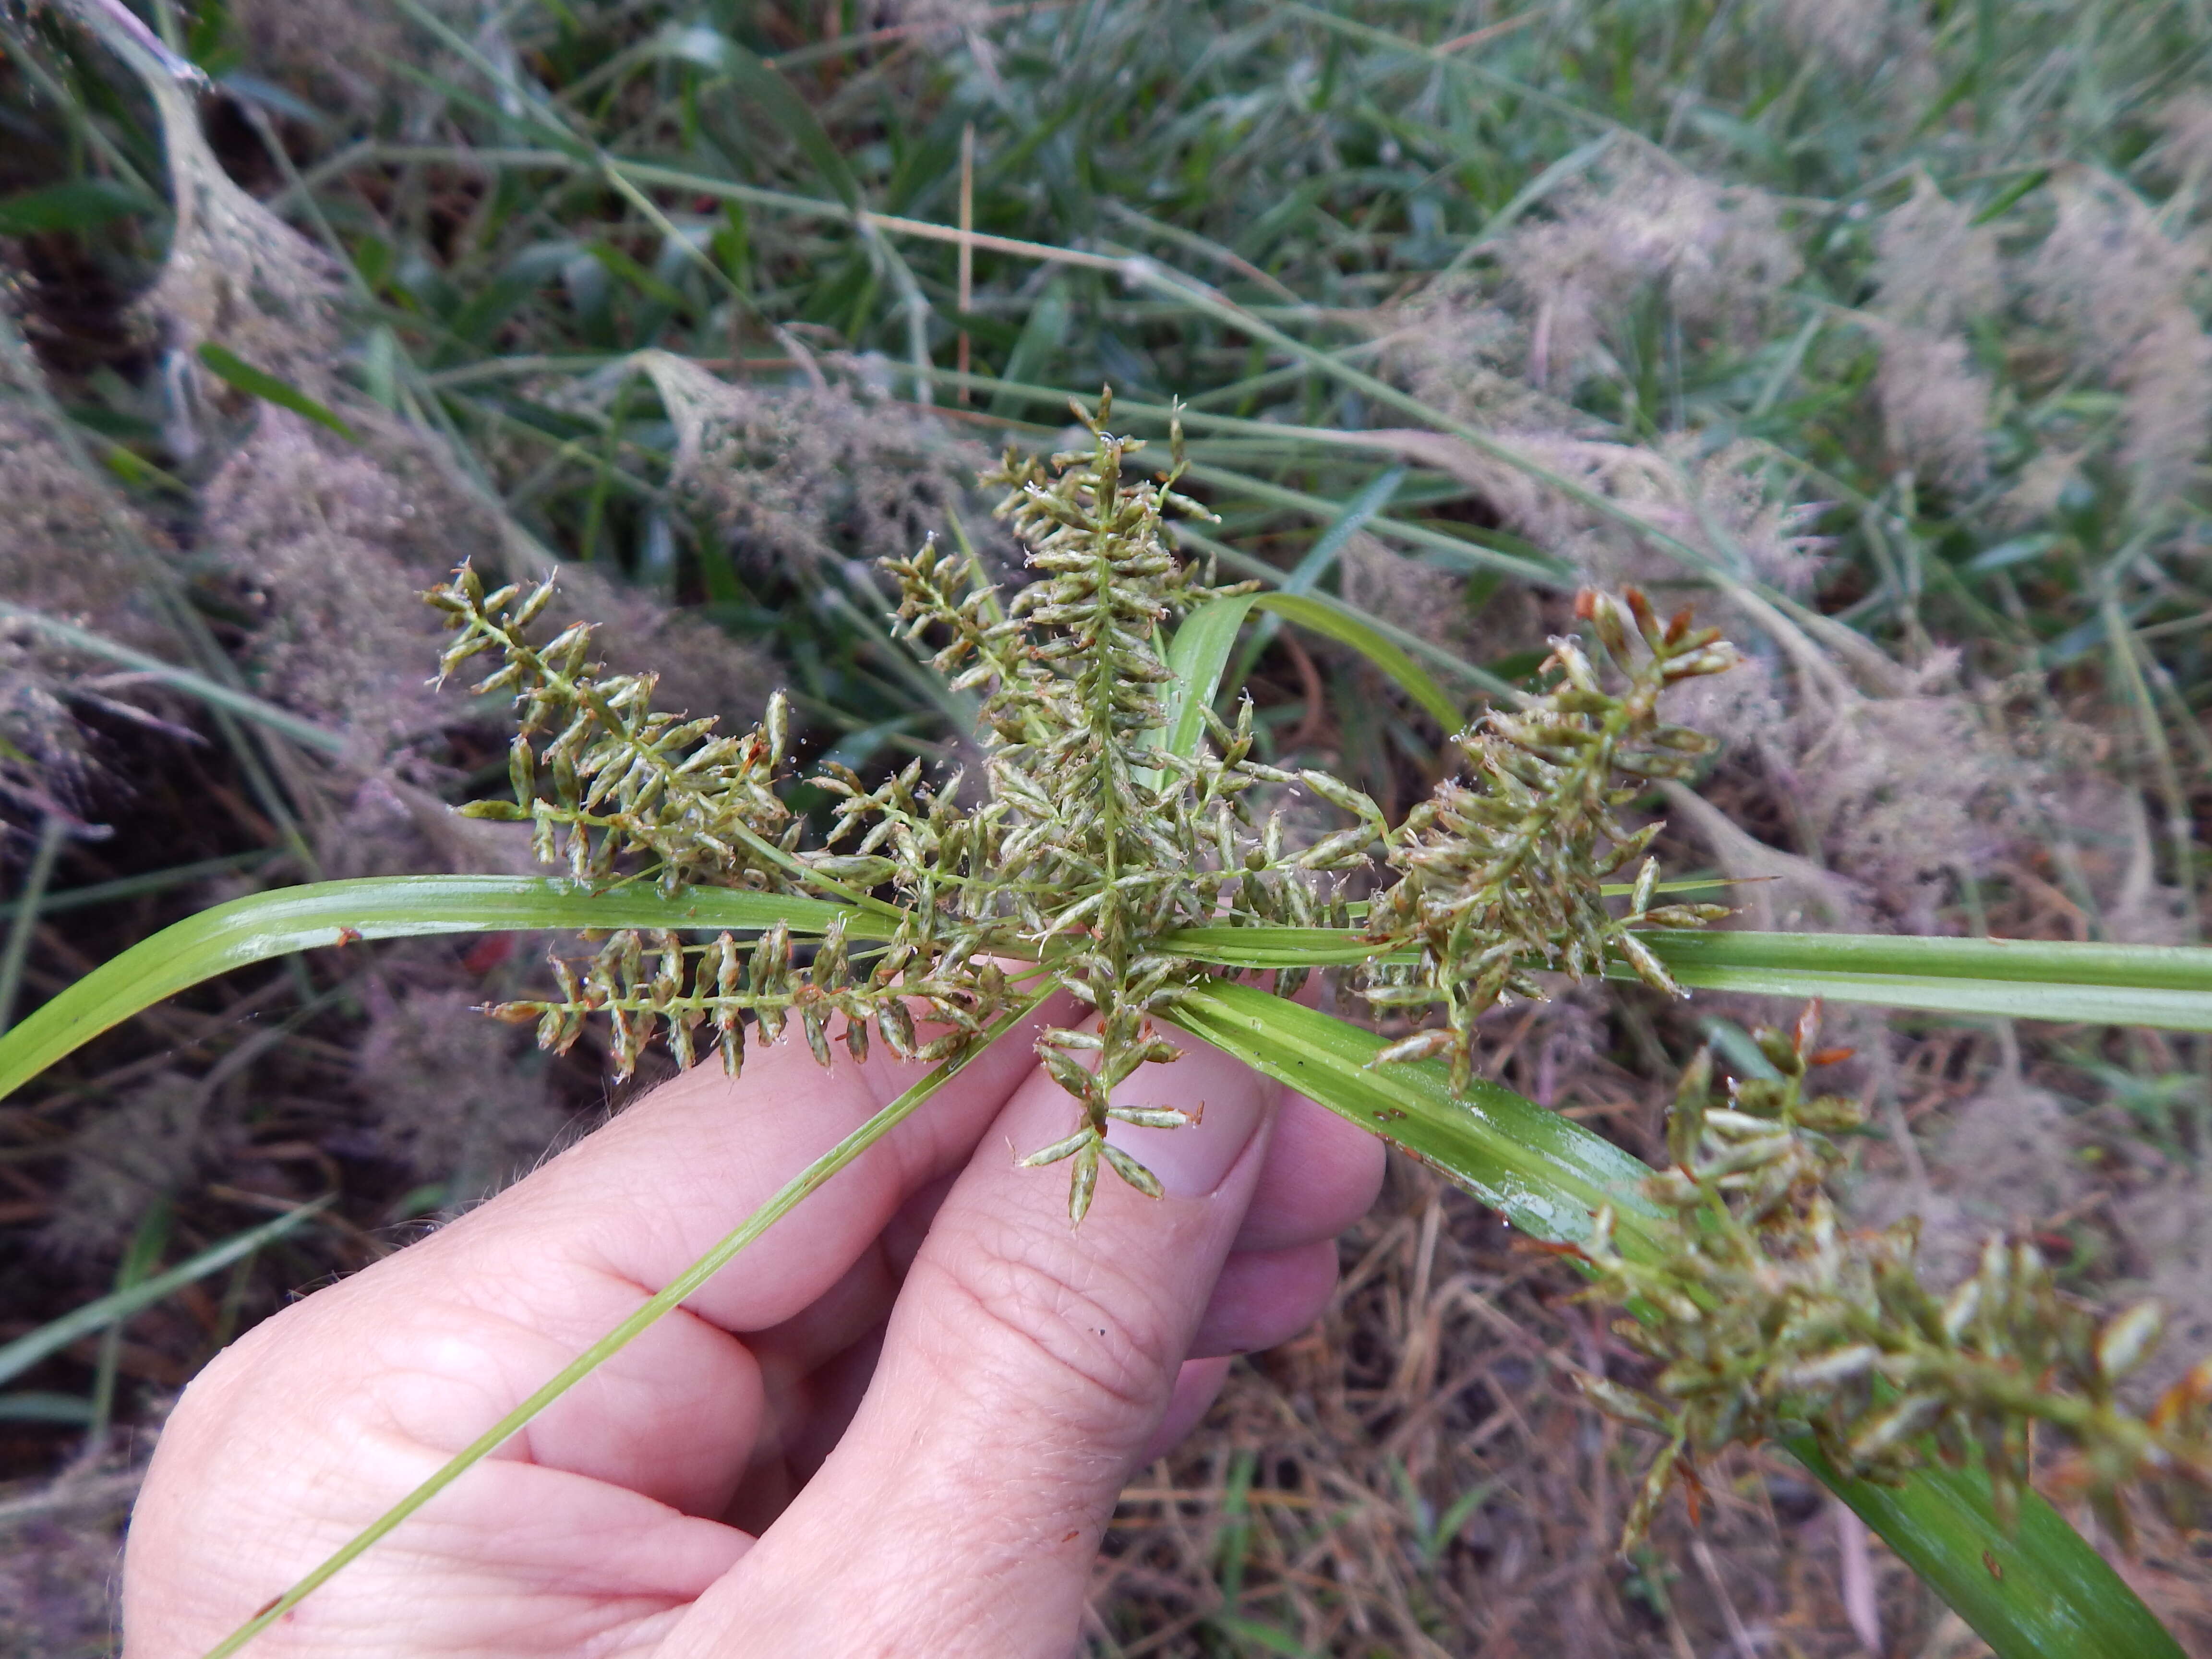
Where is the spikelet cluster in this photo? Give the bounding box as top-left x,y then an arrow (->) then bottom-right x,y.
1357,590 -> 1735,1092
427,565 -> 799,893
426,565 -> 1011,1095
486,917 -> 1007,1082
1579,1006 -> 2212,1552
429,395 -> 1397,1218
431,395 -> 1746,1220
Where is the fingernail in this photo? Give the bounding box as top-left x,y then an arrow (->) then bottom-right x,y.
1103,1050 -> 1274,1200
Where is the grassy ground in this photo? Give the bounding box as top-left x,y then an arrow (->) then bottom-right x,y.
2,0 -> 2211,1653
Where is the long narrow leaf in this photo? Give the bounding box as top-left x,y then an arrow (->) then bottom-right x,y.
0,1199 -> 331,1387
1161,593 -> 1259,762
1628,928 -> 2212,1031
0,603 -> 347,757
1176,524 -> 1520,698
1250,591 -> 1464,730
1167,925 -> 1398,966
0,876 -> 868,1102
1169,983 -> 2184,1659
1161,925 -> 2212,1030
0,178 -> 162,234
195,344 -> 359,441
1166,981 -> 1663,1245
1639,928 -> 2212,991
1792,1438 -> 2183,1659
1619,960 -> 2212,1030
693,31 -> 864,211
1282,466 -> 1405,592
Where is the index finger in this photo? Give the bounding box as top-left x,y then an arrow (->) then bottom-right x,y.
419,988 -> 1082,1342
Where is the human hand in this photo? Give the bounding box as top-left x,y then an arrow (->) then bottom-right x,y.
123,993 -> 1384,1657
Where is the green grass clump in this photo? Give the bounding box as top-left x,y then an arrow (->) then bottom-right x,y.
3,0 -> 2211,1654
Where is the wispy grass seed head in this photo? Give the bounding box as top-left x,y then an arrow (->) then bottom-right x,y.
136,81 -> 342,436
640,350 -> 1000,582
1870,320 -> 1995,493
1497,163 -> 1800,387
1874,174 -> 2004,335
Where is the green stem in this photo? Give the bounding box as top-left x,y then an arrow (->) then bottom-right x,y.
197,993 -> 1046,1659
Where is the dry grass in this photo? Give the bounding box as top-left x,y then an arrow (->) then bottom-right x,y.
3,0 -> 2212,1651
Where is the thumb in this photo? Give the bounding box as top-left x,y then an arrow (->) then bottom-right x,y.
668,1025 -> 1281,1658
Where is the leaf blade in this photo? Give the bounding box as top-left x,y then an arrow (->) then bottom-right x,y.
0,1200 -> 331,1387
1164,981 -> 1663,1245
1160,593 -> 1260,761
1250,590 -> 1464,731
1159,925 -> 2212,1029
694,32 -> 865,212
0,179 -> 161,235
1638,928 -> 2212,992
1792,1439 -> 2184,1659
195,344 -> 359,441
0,876 -> 870,1102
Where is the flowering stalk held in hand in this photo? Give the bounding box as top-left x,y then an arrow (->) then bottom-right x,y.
426,394 -> 1731,1221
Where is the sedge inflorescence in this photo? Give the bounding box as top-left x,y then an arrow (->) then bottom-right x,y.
425,392 -> 1727,1219
1355,588 -> 1735,1093
1579,1005 -> 2212,1551
421,388 -> 2212,1552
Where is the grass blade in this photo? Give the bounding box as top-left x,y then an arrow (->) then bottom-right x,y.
0,876 -> 870,1102
1176,524 -> 1519,699
1638,929 -> 2212,990
0,178 -> 162,234
194,344 -> 359,441
1160,593 -> 1260,763
0,813 -> 68,1034
0,603 -> 347,757
1165,981 -> 1662,1245
1166,925 -> 1400,967
696,31 -> 865,211
1160,925 -> 2212,1030
1249,591 -> 1465,731
1793,1438 -> 2184,1659
0,1199 -> 331,1388
1630,929 -> 2212,1031
1281,466 -> 1405,592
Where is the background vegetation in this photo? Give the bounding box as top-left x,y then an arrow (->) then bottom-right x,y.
1,0 -> 2210,1652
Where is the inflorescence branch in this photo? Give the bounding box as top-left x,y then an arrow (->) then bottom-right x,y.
1577,1005 -> 2212,1551
425,386 -> 2212,1552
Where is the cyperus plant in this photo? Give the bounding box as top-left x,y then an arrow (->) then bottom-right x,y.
6,396 -> 2212,1659
427,395 -> 1730,1219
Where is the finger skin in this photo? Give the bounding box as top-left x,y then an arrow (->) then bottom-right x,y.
1140,1355 -> 1235,1465
123,1001 -> 1381,1659
661,1023 -> 1288,1658
123,1002 -> 1073,1659
714,1097 -> 1376,1515
1234,1093 -> 1385,1251
1190,1239 -> 1341,1358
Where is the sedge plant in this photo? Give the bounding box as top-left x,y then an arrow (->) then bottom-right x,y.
7,401 -> 2212,1658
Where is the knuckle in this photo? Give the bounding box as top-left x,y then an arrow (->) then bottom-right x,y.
916,1212 -> 1181,1435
